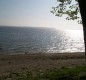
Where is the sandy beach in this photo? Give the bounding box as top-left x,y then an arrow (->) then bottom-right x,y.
0,52 -> 85,75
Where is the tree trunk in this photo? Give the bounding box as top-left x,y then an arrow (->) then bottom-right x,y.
78,0 -> 86,57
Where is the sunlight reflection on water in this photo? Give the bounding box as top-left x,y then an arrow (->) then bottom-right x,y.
0,27 -> 85,54
47,30 -> 85,53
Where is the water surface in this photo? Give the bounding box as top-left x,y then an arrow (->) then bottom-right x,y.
0,26 -> 85,54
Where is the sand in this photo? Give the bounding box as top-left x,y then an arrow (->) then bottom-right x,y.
0,52 -> 85,75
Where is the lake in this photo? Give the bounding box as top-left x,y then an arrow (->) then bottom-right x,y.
0,26 -> 85,54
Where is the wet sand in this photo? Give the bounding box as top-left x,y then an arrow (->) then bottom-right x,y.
0,52 -> 85,75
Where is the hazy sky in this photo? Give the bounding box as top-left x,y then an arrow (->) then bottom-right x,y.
0,0 -> 83,30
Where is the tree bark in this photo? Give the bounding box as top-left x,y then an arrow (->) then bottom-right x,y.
78,0 -> 86,57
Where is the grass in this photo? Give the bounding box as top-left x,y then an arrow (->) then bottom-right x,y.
0,66 -> 86,80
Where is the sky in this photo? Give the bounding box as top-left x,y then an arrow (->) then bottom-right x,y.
0,0 -> 83,30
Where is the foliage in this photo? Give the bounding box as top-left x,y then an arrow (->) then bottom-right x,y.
51,0 -> 82,23
0,66 -> 86,80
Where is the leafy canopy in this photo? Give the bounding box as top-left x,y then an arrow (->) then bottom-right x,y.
51,0 -> 81,23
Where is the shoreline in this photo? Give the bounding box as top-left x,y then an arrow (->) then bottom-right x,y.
0,51 -> 85,55
0,52 -> 85,75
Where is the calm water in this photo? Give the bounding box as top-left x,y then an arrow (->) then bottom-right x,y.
0,26 -> 85,54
